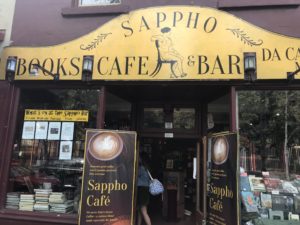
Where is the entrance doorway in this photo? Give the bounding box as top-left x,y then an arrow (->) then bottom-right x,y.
139,138 -> 197,225
104,84 -> 232,225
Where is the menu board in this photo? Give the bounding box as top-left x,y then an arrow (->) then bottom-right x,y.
207,132 -> 239,225
79,130 -> 138,225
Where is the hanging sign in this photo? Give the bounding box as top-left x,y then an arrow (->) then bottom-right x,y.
24,109 -> 89,122
207,132 -> 239,225
79,130 -> 138,225
1,6 -> 300,81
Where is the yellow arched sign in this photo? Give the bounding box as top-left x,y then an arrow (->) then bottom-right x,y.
1,6 -> 300,81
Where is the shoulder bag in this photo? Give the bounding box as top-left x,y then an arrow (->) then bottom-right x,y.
147,170 -> 164,196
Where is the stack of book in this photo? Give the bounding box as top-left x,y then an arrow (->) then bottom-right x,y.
5,192 -> 20,210
49,199 -> 74,213
34,189 -> 52,212
49,192 -> 73,213
19,194 -> 34,211
49,192 -> 66,204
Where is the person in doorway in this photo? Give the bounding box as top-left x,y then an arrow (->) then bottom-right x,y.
137,153 -> 152,225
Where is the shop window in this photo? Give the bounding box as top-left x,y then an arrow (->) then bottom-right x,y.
238,90 -> 300,224
143,108 -> 164,129
62,0 -> 129,17
141,105 -> 197,132
78,0 -> 121,6
6,89 -> 99,214
207,95 -> 230,133
104,92 -> 132,130
173,108 -> 196,129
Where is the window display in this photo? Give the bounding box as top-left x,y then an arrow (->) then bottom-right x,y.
238,90 -> 300,224
6,89 -> 100,214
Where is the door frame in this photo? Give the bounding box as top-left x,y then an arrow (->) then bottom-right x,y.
195,86 -> 237,225
104,84 -> 238,224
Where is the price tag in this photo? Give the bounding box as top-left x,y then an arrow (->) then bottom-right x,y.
272,190 -> 279,195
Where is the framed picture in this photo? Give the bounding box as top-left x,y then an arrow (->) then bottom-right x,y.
61,122 -> 74,140
47,122 -> 61,140
22,121 -> 36,139
35,122 -> 48,140
59,141 -> 73,160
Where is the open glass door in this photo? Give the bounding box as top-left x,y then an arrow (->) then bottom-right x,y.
195,93 -> 231,225
195,137 -> 208,225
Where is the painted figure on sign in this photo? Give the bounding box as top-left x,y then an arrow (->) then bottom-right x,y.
150,27 -> 186,78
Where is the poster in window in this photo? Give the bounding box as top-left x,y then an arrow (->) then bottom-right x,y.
59,141 -> 73,160
22,121 -> 36,139
47,122 -> 61,140
35,122 -> 48,139
61,122 -> 74,140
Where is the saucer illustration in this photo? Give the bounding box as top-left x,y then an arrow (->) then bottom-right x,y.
88,132 -> 123,161
212,136 -> 229,165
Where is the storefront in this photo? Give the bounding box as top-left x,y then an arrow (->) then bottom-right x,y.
0,4 -> 300,225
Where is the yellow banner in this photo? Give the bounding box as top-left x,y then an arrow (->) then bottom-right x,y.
24,109 -> 89,122
1,6 -> 300,80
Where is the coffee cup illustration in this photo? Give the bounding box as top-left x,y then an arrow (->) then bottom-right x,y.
212,136 -> 229,165
88,132 -> 123,161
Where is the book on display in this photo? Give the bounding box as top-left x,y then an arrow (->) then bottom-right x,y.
240,175 -> 251,192
241,191 -> 259,213
260,193 -> 272,208
249,176 -> 266,192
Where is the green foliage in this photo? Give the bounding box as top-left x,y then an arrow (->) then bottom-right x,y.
238,90 -> 300,174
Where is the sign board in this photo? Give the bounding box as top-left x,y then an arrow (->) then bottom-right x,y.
79,130 -> 138,225
207,132 -> 239,225
1,6 -> 300,81
24,109 -> 89,122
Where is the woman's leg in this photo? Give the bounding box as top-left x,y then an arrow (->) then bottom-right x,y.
140,205 -> 151,225
137,209 -> 142,225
